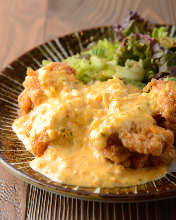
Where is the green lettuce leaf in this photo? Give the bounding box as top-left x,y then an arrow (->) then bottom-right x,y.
163,77 -> 176,81
123,79 -> 145,89
152,26 -> 176,48
87,39 -> 116,60
42,60 -> 52,67
152,27 -> 168,41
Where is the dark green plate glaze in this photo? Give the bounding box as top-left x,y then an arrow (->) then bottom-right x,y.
1,26 -> 176,203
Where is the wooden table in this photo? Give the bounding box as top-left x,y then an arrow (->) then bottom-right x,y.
0,0 -> 176,219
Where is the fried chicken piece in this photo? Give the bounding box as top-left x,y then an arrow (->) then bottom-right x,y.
18,62 -> 77,156
103,133 -> 150,168
131,153 -> 149,168
18,68 -> 45,115
119,124 -> 174,156
18,62 -> 76,116
18,89 -> 33,115
31,131 -> 49,157
103,133 -> 131,164
145,79 -> 176,133
45,62 -> 76,75
103,79 -> 176,169
150,142 -> 176,166
103,125 -> 175,169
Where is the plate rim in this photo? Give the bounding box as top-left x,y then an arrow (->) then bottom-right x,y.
1,25 -> 176,203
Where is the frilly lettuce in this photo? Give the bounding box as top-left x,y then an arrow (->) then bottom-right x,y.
41,11 -> 176,89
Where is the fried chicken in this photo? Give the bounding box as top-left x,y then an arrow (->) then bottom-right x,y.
31,131 -> 49,157
145,79 -> 176,133
18,68 -> 45,115
103,79 -> 176,168
17,63 -> 176,166
17,62 -> 77,157
104,124 -> 175,168
18,62 -> 76,116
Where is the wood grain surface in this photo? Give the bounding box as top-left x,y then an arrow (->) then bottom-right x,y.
0,0 -> 176,219
25,185 -> 176,220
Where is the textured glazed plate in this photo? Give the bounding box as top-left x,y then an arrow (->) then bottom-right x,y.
1,26 -> 176,203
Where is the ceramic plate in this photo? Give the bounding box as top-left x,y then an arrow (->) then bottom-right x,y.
1,26 -> 176,202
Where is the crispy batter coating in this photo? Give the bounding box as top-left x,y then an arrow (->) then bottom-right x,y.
103,134 -> 150,168
31,131 -> 49,157
103,133 -> 131,164
150,143 -> 176,166
18,89 -> 33,115
18,63 -> 76,156
18,63 -> 76,116
119,125 -> 174,156
18,68 -> 45,115
145,79 -> 176,133
131,154 -> 149,169
45,62 -> 76,75
18,64 -> 176,164
104,79 -> 176,168
103,127 -> 175,168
